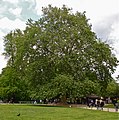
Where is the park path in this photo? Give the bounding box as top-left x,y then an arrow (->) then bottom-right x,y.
81,106 -> 118,112
70,104 -> 119,113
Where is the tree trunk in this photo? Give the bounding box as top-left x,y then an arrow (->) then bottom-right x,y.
60,95 -> 67,105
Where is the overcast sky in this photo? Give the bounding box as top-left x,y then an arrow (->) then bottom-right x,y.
0,0 -> 119,78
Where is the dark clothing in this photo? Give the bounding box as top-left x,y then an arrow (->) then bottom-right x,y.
96,100 -> 100,110
100,101 -> 104,107
88,99 -> 94,108
100,101 -> 104,110
112,99 -> 117,106
115,103 -> 119,112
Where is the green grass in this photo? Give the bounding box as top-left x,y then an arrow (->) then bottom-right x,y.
105,104 -> 115,108
0,104 -> 118,120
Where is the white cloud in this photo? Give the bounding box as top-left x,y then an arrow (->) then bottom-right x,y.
92,14 -> 119,41
0,30 -> 7,73
0,55 -> 7,73
78,0 -> 119,23
2,0 -> 19,4
24,0 -> 35,2
0,5 -> 7,18
0,5 -> 6,13
110,23 -> 119,40
9,7 -> 22,16
0,17 -> 26,30
0,30 -> 5,52
0,30 -> 5,38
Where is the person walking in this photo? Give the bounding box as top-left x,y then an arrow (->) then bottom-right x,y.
96,99 -> 100,110
115,99 -> 119,112
100,100 -> 105,110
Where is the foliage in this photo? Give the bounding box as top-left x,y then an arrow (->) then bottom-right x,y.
1,5 -> 118,101
105,80 -> 119,97
0,67 -> 30,102
30,74 -> 101,103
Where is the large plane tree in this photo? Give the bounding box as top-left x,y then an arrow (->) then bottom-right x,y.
1,5 -> 118,103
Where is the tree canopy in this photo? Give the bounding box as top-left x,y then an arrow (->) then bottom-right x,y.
0,5 -> 118,102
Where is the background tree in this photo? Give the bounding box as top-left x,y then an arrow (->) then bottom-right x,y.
0,29 -> 30,102
0,67 -> 30,102
105,80 -> 119,98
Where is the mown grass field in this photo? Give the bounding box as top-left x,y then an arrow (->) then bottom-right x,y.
0,104 -> 118,120
105,104 -> 114,108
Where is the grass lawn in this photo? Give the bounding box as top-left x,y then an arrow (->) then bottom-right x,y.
0,104 -> 118,120
105,104 -> 115,108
